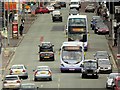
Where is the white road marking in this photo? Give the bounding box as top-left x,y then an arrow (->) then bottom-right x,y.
41,85 -> 43,88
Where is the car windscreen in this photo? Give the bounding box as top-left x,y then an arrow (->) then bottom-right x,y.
118,80 -> 120,87
62,51 -> 81,61
98,60 -> 110,65
5,76 -> 18,80
96,52 -> 108,59
69,18 -> 86,27
71,2 -> 78,4
11,66 -> 23,69
109,74 -> 119,79
84,62 -> 97,68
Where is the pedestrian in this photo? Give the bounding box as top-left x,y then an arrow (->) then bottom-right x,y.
113,38 -> 117,47
19,24 -> 24,36
21,18 -> 25,25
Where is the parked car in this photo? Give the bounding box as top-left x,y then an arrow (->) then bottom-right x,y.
98,59 -> 112,73
33,66 -> 52,81
90,16 -> 102,29
112,76 -> 120,90
96,24 -> 109,35
9,64 -> 28,79
53,3 -> 61,9
106,73 -> 120,89
46,5 -> 55,12
69,8 -> 79,15
35,7 -> 50,14
81,59 -> 99,79
58,2 -> 66,7
52,10 -> 62,22
93,51 -> 111,60
3,75 -> 21,89
38,42 -> 54,61
85,4 -> 95,13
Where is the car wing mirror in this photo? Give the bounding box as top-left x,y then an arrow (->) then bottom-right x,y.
9,68 -> 11,70
38,45 -> 40,47
33,69 -> 35,72
37,87 -> 39,90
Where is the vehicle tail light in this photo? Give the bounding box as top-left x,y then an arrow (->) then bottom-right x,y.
16,80 -> 20,83
4,81 -> 7,83
23,70 -> 26,72
49,54 -> 53,57
40,54 -> 44,57
48,71 -> 52,75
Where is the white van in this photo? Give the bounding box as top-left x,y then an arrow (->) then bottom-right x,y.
70,0 -> 81,10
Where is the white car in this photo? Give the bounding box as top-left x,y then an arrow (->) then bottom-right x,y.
46,5 -> 55,12
3,75 -> 21,89
106,73 -> 120,89
9,64 -> 28,79
33,66 -> 52,81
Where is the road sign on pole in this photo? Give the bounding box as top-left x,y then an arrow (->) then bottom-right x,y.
117,54 -> 120,60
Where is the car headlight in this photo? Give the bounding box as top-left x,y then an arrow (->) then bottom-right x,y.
107,67 -> 111,70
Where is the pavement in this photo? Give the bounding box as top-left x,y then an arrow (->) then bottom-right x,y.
1,14 -> 38,72
97,7 -> 118,67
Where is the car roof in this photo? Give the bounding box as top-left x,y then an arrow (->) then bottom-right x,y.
68,14 -> 87,19
62,41 -> 83,47
41,42 -> 51,44
12,64 -> 24,67
5,75 -> 19,77
37,66 -> 49,68
84,59 -> 97,62
115,76 -> 120,79
53,10 -> 60,14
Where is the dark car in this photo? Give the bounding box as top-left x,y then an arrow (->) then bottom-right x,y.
90,16 -> 103,30
85,4 -> 95,13
93,51 -> 111,60
69,9 -> 79,15
94,22 -> 105,34
53,3 -> 61,9
81,59 -> 99,79
52,10 -> 62,22
35,7 -> 50,14
38,42 -> 54,61
58,2 -> 66,7
98,59 -> 112,73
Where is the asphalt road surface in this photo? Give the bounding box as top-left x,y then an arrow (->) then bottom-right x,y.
3,2 -> 118,89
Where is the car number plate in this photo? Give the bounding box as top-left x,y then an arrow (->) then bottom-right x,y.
87,74 -> 92,75
15,71 -> 21,74
44,56 -> 49,58
69,69 -> 75,71
40,72 -> 46,74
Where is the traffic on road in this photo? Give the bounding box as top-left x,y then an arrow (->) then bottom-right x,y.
2,0 -> 119,90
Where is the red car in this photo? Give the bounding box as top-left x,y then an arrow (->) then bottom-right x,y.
112,76 -> 120,90
35,7 -> 50,14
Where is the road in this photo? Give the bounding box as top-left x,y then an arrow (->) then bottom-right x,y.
3,2 -> 117,89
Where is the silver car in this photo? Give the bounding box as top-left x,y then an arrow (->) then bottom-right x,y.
33,66 -> 52,81
93,51 -> 111,60
98,59 -> 112,73
3,75 -> 21,89
106,73 -> 120,89
9,64 -> 28,79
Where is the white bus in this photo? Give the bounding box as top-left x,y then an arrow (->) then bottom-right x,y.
60,41 -> 85,72
66,14 -> 89,51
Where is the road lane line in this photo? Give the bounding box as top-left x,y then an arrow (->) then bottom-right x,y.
58,83 -> 60,89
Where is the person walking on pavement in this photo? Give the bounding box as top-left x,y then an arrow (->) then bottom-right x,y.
19,24 -> 24,36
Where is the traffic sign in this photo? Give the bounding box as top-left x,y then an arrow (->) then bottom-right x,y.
117,54 -> 120,59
